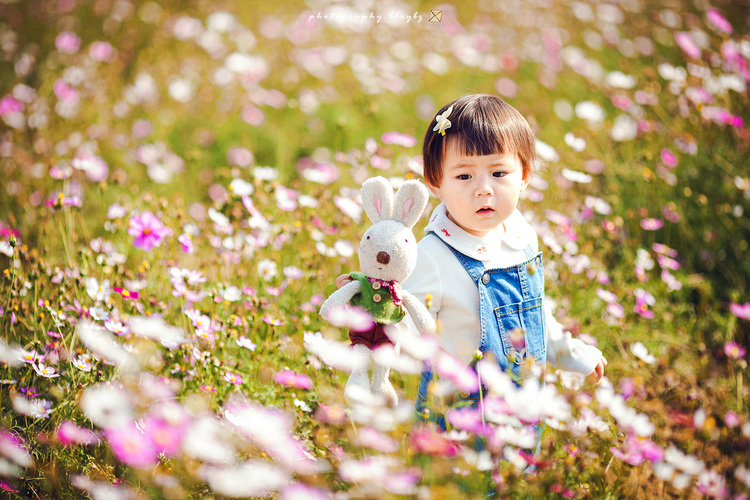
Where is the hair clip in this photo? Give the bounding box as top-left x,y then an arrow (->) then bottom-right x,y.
433,105 -> 454,136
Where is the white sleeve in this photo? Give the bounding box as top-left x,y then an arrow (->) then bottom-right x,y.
544,302 -> 602,375
402,242 -> 442,322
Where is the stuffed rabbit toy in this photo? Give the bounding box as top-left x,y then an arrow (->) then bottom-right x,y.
320,176 -> 436,406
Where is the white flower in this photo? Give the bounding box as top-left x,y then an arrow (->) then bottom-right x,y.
563,132 -> 586,152
630,341 -> 656,364
253,166 -> 278,181
183,414 -> 236,464
207,11 -> 237,33
12,395 -> 53,419
561,168 -> 592,183
72,355 -> 93,372
76,320 -> 137,370
535,139 -> 560,163
257,259 -> 278,281
235,336 -> 256,351
653,461 -> 675,481
575,100 -> 605,123
584,196 -> 611,215
200,460 -> 288,498
0,241 -> 13,257
33,362 -> 59,378
128,316 -> 187,350
221,286 -> 242,302
89,306 -> 109,321
0,339 -> 23,367
333,240 -> 354,258
371,344 -> 422,374
207,207 -> 230,227
294,398 -> 312,412
606,71 -> 636,89
610,114 -> 638,141
303,331 -> 368,372
168,78 -> 194,103
228,178 -> 253,196
79,383 -> 133,429
85,277 -> 111,302
635,248 -> 655,270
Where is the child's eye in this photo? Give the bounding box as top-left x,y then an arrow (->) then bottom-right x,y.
493,171 -> 508,178
457,174 -> 471,180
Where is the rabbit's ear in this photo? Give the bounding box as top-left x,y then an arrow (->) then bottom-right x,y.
394,180 -> 429,229
361,176 -> 394,223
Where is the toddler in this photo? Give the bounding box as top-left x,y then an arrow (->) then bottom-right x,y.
407,94 -> 605,414
337,94 -> 606,407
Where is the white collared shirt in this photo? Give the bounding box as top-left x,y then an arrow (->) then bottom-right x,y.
403,204 -> 601,374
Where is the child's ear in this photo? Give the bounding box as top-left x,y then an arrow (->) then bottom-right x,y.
427,182 -> 442,200
520,170 -> 531,191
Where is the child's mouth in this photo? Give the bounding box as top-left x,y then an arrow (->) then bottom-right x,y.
477,207 -> 494,215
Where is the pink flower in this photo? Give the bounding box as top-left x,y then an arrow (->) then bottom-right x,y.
695,469 -> 728,499
89,41 -> 114,61
127,211 -> 172,251
72,148 -> 108,182
724,342 -> 746,360
105,423 -> 158,468
53,80 -> 79,102
273,370 -> 313,390
324,305 -> 374,332
57,420 -> 99,446
674,32 -> 701,59
724,411 -> 740,427
381,131 -> 417,147
141,416 -> 182,457
178,233 -> 194,253
0,95 -> 22,116
640,218 -> 664,230
224,372 -> 243,385
607,302 -> 625,319
356,427 -> 399,453
446,406 -> 486,433
0,480 -> 18,493
707,9 -> 733,34
660,148 -> 678,168
596,288 -> 618,303
55,31 -> 81,53
434,352 -> 480,394
610,434 -> 663,466
113,287 -> 139,301
370,155 -> 390,170
730,303 -> 750,321
410,426 -> 460,456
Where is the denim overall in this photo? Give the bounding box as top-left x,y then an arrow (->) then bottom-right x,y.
416,232 -> 547,421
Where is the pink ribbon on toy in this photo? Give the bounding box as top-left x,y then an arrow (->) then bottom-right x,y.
367,278 -> 403,306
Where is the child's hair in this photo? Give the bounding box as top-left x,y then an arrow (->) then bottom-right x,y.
422,94 -> 537,187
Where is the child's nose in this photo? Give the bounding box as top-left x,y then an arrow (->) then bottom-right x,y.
475,177 -> 493,197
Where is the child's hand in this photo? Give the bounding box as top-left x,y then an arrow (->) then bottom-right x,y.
589,356 -> 608,383
336,274 -> 352,289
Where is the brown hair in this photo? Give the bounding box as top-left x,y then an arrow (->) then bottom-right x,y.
422,94 -> 537,187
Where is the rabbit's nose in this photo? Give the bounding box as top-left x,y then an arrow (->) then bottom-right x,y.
377,251 -> 390,265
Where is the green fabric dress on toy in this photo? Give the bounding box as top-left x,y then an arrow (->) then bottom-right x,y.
348,272 -> 406,324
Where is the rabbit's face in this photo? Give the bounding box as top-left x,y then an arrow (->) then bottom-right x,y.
358,220 -> 417,283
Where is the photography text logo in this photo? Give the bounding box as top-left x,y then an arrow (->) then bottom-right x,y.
307,9 -> 442,25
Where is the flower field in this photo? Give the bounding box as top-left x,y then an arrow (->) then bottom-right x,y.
1,0 -> 749,498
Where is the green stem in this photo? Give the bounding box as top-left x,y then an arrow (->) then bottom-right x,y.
738,370 -> 743,413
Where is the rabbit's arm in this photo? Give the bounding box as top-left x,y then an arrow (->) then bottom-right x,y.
319,281 -> 361,320
401,290 -> 436,334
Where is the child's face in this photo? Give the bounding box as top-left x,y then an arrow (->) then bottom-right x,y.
428,143 -> 529,238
